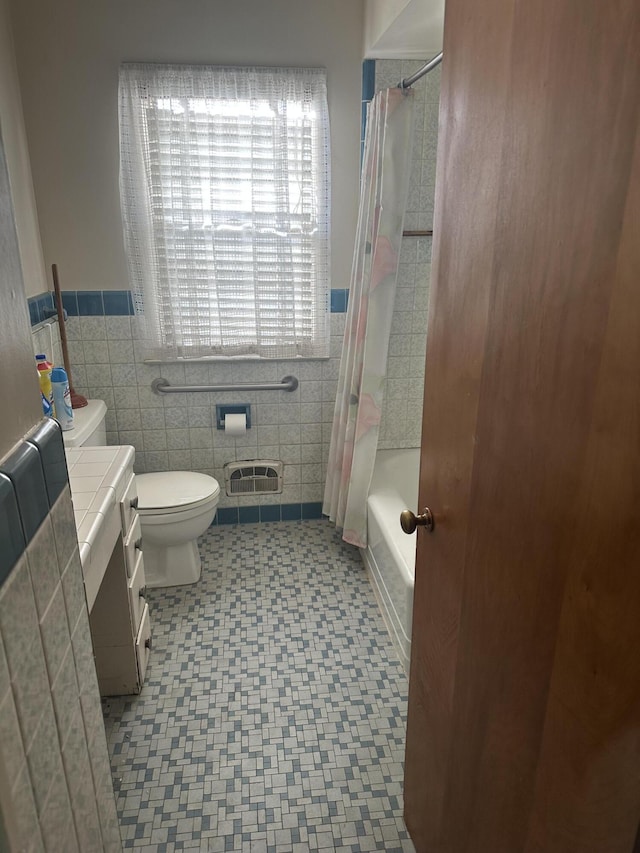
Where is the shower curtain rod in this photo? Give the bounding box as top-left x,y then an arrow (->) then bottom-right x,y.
399,51 -> 443,89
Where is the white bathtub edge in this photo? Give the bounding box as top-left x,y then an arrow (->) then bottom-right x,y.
361,544 -> 411,675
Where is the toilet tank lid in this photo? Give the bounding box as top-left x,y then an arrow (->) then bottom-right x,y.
136,471 -> 220,510
62,399 -> 107,447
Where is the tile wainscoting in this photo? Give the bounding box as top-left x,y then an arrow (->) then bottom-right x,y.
0,420 -> 121,851
32,312 -> 346,521
70,313 -> 344,515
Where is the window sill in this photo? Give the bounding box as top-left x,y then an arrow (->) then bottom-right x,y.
143,355 -> 330,365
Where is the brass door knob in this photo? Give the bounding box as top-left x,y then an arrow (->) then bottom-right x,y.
400,507 -> 434,534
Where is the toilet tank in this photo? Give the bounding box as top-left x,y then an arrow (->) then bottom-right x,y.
62,399 -> 108,448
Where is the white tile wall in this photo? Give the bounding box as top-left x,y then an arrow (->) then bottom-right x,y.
0,486 -> 121,851
53,312 -> 346,509
375,59 -> 440,450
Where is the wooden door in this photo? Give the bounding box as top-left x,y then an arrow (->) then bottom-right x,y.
403,1 -> 640,851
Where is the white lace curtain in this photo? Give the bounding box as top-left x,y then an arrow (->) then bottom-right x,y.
119,63 -> 330,360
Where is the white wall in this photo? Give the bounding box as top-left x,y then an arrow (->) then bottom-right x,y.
0,0 -> 46,299
0,0 -> 43,444
10,0 -> 364,294
364,0 -> 411,53
364,0 -> 444,59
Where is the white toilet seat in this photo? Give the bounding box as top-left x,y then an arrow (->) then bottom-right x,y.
136,471 -> 220,515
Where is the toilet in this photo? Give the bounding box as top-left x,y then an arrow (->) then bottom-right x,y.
62,399 -> 108,448
63,399 -> 220,587
135,471 -> 219,588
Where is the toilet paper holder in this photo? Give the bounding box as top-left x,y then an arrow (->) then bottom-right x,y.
216,404 -> 251,431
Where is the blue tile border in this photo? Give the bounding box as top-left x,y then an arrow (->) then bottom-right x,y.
0,443 -> 49,543
61,291 -> 78,317
0,474 -> 26,586
301,501 -> 323,520
26,419 -> 68,506
103,290 -> 134,316
259,504 -> 281,523
361,59 -> 376,162
77,290 -> 105,316
29,288 -> 349,326
238,506 -> 260,524
215,502 -> 324,525
281,503 -> 302,521
330,289 -> 349,313
27,292 -> 55,325
216,507 -> 238,525
0,419 -> 70,587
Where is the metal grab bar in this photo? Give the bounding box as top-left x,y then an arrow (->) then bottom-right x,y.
151,375 -> 298,395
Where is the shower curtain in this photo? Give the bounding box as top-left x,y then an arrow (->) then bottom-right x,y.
323,86 -> 415,547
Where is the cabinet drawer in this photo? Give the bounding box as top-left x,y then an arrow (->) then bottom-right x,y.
123,514 -> 143,578
128,550 -> 147,635
120,473 -> 139,532
135,603 -> 151,684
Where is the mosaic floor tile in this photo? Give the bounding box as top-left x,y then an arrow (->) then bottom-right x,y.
103,520 -> 414,852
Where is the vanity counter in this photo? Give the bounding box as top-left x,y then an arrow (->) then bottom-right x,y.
66,443 -> 151,695
66,445 -> 134,610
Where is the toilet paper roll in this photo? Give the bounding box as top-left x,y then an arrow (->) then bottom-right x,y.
224,413 -> 247,436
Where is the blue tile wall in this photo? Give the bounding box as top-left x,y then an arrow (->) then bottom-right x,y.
60,291 -> 78,317
216,507 -> 238,525
27,292 -> 55,325
0,443 -> 50,543
102,290 -> 134,316
26,419 -> 68,506
237,505 -> 260,524
329,288 -> 349,313
281,503 -> 302,521
0,419 -> 70,589
0,473 -> 26,584
76,291 -> 105,316
29,289 -> 349,326
259,504 -> 282,523
301,501 -> 323,520
362,59 -> 376,161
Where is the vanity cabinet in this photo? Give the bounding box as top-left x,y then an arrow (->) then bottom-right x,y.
67,446 -> 152,696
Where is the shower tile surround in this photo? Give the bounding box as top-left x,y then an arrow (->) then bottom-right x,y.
375,60 -> 440,450
103,520 -> 413,851
0,420 -> 121,851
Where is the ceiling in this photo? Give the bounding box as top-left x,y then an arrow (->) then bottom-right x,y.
363,0 -> 445,60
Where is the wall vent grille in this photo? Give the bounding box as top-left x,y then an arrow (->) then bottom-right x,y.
224,460 -> 283,496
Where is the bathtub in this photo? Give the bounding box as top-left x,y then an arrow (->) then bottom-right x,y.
361,448 -> 419,673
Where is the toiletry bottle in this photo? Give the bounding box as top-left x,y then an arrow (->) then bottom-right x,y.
51,367 -> 74,430
35,354 -> 54,417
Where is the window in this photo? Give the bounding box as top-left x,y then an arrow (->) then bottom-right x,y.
118,64 -> 330,359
